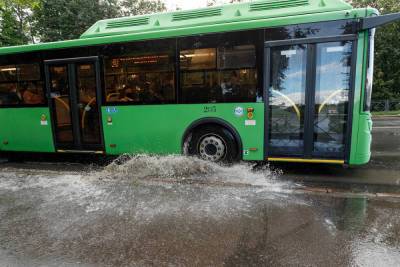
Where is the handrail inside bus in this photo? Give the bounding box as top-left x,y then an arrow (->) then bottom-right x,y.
271,89 -> 301,120
81,97 -> 97,129
318,89 -> 345,113
106,93 -> 119,101
54,96 -> 70,111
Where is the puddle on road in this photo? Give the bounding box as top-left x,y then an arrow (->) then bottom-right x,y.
0,155 -> 399,266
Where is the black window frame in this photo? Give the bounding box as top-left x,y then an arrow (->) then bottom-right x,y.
178,30 -> 263,104
264,34 -> 358,162
101,38 -> 178,106
0,52 -> 48,108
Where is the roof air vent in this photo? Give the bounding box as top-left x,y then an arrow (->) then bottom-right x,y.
249,0 -> 309,12
106,17 -> 150,29
172,8 -> 222,21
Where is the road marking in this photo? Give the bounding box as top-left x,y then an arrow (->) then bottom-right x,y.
373,126 -> 400,129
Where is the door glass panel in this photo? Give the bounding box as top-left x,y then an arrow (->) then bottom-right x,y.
76,63 -> 101,145
49,65 -> 73,143
269,45 -> 307,155
314,42 -> 352,156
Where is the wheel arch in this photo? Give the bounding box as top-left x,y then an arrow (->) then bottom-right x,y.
181,117 -> 243,158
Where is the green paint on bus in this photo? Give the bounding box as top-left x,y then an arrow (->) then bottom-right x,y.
0,108 -> 54,152
0,0 -> 391,166
101,103 -> 264,160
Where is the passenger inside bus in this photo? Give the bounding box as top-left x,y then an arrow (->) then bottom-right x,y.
118,88 -> 134,102
0,84 -> 22,105
23,83 -> 44,105
220,71 -> 240,101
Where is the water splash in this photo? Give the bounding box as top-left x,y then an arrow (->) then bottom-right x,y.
99,154 -> 284,188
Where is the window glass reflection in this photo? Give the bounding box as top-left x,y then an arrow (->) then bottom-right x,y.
265,20 -> 357,41
364,29 -> 375,111
180,44 -> 257,104
77,64 -> 101,144
104,43 -> 175,104
314,41 -> 352,155
269,45 -> 307,155
49,65 -> 73,143
0,64 -> 45,106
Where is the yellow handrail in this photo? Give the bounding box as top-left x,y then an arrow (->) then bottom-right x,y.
54,95 -> 70,111
81,97 -> 97,129
318,89 -> 345,113
272,89 -> 301,119
106,93 -> 119,101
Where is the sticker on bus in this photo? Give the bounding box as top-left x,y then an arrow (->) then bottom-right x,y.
281,50 -> 296,57
327,46 -> 345,53
106,107 -> 118,114
245,120 -> 256,126
234,107 -> 244,117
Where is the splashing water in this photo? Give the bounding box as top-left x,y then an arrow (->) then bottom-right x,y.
99,154 -> 285,188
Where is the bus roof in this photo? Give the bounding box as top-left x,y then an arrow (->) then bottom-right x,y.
0,0 -> 369,56
80,0 -> 352,39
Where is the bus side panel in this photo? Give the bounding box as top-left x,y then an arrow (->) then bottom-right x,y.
0,108 -> 55,153
102,103 -> 264,161
349,32 -> 372,165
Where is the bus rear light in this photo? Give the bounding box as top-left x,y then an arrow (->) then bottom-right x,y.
249,148 -> 257,151
247,108 -> 254,113
3,140 -> 9,145
41,115 -> 47,121
107,116 -> 113,123
110,144 -> 117,148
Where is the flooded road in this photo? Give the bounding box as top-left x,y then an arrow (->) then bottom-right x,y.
0,117 -> 399,267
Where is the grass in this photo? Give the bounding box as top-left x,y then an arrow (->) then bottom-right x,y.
372,110 -> 400,116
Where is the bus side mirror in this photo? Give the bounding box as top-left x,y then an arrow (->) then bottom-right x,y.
360,12 -> 400,30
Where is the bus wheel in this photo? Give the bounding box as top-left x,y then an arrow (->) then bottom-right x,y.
185,125 -> 239,163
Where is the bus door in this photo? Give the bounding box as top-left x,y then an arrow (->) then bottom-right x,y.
265,36 -> 356,161
44,57 -> 104,152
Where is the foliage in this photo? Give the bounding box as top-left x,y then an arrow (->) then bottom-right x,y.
350,0 -> 400,100
120,0 -> 165,17
32,0 -> 120,42
0,0 -> 399,101
207,0 -> 246,6
0,0 -> 165,43
0,0 -> 39,45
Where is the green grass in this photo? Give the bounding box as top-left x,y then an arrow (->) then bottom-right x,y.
372,110 -> 400,116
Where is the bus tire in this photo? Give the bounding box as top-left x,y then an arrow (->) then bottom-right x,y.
185,125 -> 239,163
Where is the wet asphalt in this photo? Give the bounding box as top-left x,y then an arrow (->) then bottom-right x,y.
0,116 -> 399,267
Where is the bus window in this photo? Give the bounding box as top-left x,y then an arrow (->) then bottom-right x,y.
0,83 -> 20,105
268,45 -> 308,155
104,41 -> 176,105
314,41 -> 353,155
180,33 -> 258,104
265,20 -> 357,41
364,29 -> 375,112
0,63 -> 45,106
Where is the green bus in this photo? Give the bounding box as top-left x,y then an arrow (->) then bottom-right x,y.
0,0 -> 399,165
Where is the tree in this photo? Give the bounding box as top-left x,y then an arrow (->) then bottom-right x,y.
32,0 -> 122,42
0,0 -> 39,45
120,0 -> 165,17
31,0 -> 165,42
350,0 -> 400,100
207,0 -> 246,6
